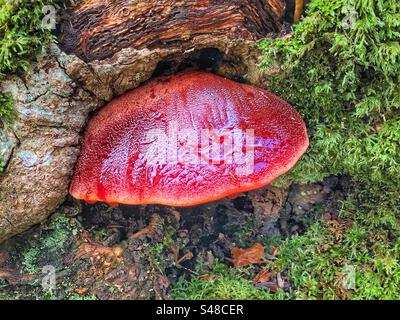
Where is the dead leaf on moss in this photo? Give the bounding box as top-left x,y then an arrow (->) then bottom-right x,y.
253,269 -> 272,284
128,225 -> 157,240
230,243 -> 265,267
76,287 -> 88,295
271,247 -> 279,257
75,243 -> 123,260
256,281 -> 279,292
200,274 -> 216,281
277,272 -> 286,289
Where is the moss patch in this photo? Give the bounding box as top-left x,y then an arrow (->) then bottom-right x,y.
0,0 -> 55,76
260,0 -> 400,187
0,212 -> 77,299
172,184 -> 400,300
19,213 -> 74,275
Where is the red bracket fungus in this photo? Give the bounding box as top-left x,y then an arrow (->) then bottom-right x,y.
70,71 -> 309,207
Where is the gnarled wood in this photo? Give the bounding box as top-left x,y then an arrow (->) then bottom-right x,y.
59,0 -> 286,62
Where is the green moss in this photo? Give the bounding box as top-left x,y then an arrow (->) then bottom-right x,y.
0,92 -> 14,125
173,261 -> 290,300
172,184 -> 400,300
0,0 -> 55,75
21,213 -> 73,275
148,226 -> 176,273
272,183 -> 400,299
0,0 -> 55,125
260,0 -> 400,187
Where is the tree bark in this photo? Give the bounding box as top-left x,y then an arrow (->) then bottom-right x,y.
0,1 -> 289,243
59,0 -> 286,62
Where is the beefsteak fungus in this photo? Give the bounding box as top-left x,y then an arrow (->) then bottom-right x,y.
70,71 -> 308,207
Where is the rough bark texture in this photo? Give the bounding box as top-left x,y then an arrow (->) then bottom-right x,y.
59,0 -> 285,62
0,46 -> 102,243
0,1 -> 286,242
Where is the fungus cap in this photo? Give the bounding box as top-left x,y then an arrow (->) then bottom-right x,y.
70,71 -> 309,207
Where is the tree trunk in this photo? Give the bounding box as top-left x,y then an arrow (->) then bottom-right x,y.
59,0 -> 286,62
1,1 -> 288,243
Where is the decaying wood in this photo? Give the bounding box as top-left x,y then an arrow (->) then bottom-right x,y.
59,0 -> 286,62
0,1 -> 290,244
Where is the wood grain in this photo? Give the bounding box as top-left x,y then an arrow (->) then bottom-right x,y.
59,0 -> 285,62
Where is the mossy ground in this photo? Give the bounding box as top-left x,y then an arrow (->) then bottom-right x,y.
0,212 -> 81,300
0,0 -> 399,300
0,180 -> 340,300
173,184 -> 400,300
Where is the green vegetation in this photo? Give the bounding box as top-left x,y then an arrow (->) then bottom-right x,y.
273,186 -> 400,299
21,213 -> 74,275
148,225 -> 176,272
66,293 -> 98,300
174,261 -> 290,300
0,0 -> 55,76
0,212 -> 77,300
173,0 -> 400,300
0,92 -> 14,125
173,184 -> 400,300
260,0 -> 400,187
0,0 -> 399,300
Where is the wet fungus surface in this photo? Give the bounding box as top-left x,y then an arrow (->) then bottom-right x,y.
70,71 -> 309,207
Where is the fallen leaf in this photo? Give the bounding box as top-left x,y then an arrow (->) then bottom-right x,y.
253,269 -> 272,284
76,287 -> 88,295
199,274 -> 216,281
271,246 -> 279,257
128,225 -> 157,240
256,281 -> 279,292
277,272 -> 285,288
176,250 -> 193,266
0,268 -> 18,283
170,245 -> 180,261
230,243 -> 265,267
75,243 -> 123,260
